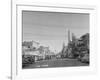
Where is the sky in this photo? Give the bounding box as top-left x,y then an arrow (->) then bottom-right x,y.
22,11 -> 89,53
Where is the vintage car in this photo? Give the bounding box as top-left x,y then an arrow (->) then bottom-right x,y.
81,54 -> 89,63
22,55 -> 35,64
78,53 -> 89,63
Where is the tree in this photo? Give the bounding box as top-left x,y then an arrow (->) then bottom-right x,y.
67,33 -> 89,59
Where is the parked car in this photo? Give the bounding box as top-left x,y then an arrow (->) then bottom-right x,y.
78,53 -> 89,63
81,54 -> 89,63
22,55 -> 35,64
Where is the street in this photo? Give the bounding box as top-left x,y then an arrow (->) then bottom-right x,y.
23,58 -> 89,69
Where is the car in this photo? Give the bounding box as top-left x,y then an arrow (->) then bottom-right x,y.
79,54 -> 89,63
22,55 -> 35,64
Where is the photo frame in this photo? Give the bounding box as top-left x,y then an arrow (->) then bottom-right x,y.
11,0 -> 97,80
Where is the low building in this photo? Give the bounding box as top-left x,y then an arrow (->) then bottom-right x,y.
22,40 -> 40,49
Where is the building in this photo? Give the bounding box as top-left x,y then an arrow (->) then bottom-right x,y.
22,40 -> 40,50
22,41 -> 56,61
32,41 -> 40,49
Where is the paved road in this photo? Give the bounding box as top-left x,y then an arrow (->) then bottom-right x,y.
23,58 -> 89,69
